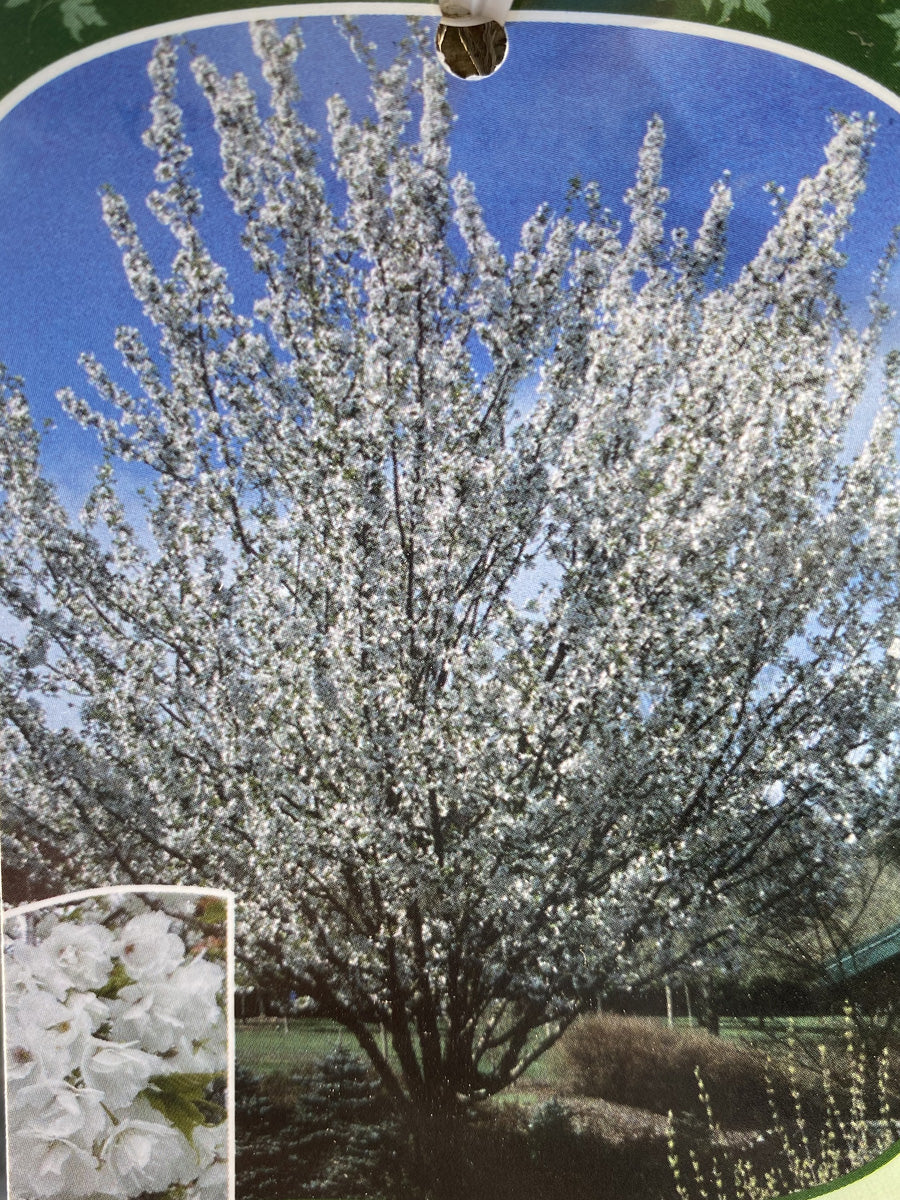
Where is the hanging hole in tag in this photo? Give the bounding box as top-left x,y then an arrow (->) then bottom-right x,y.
435,21 -> 508,80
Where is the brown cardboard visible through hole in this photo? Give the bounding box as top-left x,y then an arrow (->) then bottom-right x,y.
436,21 -> 508,79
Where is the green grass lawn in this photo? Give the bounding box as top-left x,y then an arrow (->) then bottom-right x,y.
717,1014 -> 853,1054
235,1017 -> 566,1087
720,1014 -> 847,1036
236,1018 -> 359,1074
234,1012 -> 844,1086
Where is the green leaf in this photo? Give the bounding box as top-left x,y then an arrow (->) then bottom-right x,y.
152,1072 -> 220,1100
880,9 -> 900,55
742,0 -> 771,26
194,896 -> 227,927
59,0 -> 106,41
710,0 -> 771,25
95,959 -> 135,999
2,0 -> 106,40
144,1088 -> 207,1145
140,1073 -> 226,1145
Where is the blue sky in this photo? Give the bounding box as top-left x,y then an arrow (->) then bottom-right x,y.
1,15 -> 900,503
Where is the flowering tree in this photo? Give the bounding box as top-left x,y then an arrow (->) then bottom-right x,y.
4,892 -> 228,1200
2,22 -> 900,1114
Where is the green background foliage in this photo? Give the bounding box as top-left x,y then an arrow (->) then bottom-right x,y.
2,0 -> 900,109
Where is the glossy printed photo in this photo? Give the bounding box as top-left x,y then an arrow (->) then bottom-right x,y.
3,12 -> 900,1199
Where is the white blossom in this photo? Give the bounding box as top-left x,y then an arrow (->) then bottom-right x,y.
30,922 -> 115,994
98,1113 -> 197,1197
114,910 -> 185,981
8,1133 -> 103,1198
79,1039 -> 159,1110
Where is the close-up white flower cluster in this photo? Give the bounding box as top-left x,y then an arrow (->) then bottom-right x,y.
4,891 -> 229,1200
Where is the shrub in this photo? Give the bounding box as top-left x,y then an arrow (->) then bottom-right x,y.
526,1099 -> 579,1166
558,1013 -> 822,1130
666,1020 -> 900,1200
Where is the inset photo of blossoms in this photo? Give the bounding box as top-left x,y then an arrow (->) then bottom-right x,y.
3,887 -> 233,1200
